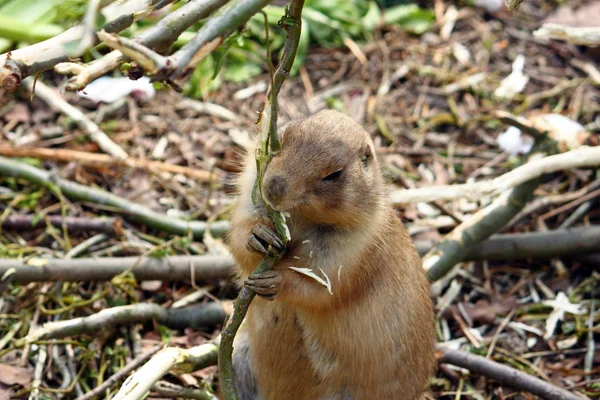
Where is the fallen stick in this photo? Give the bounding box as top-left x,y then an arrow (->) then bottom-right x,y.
75,346 -> 163,400
23,302 -> 227,342
424,180 -> 538,282
25,79 -> 128,159
0,255 -> 233,283
2,227 -> 599,282
112,342 -> 219,400
0,146 -> 222,183
534,24 -> 600,46
0,156 -> 228,239
1,215 -> 122,235
390,146 -> 600,204
438,347 -> 584,400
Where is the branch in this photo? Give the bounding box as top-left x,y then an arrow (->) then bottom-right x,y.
70,0 -> 102,58
22,302 -> 226,342
218,2 -> 305,399
75,346 -> 163,400
438,348 -> 583,400
0,156 -> 228,239
390,146 -> 600,205
0,146 -> 223,183
152,381 -> 217,400
1,215 -> 122,235
504,0 -> 524,11
0,0 -> 176,90
464,226 -> 600,261
57,0 -> 229,91
425,179 -> 538,282
112,343 -> 219,400
164,0 -> 273,82
534,24 -> 600,46
3,227 -> 599,284
0,255 -> 233,283
25,79 -> 128,159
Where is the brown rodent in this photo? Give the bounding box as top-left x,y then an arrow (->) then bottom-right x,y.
226,109 -> 435,400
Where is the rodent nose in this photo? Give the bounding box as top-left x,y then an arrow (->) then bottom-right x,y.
264,175 -> 288,207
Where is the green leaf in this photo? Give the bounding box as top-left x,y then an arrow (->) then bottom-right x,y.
223,60 -> 263,83
0,14 -> 63,42
362,1 -> 382,31
383,4 -> 435,35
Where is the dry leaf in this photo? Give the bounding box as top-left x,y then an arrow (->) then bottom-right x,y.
0,364 -> 31,386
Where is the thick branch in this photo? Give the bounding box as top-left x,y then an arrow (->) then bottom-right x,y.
166,0 -> 273,81
0,156 -> 228,239
534,24 -> 600,46
390,146 -> 600,204
425,179 -> 537,282
439,348 -> 583,400
465,226 -> 600,261
23,302 -> 226,342
1,215 -> 121,235
57,0 -> 229,91
0,0 -> 176,90
112,343 -> 219,400
0,255 -> 233,283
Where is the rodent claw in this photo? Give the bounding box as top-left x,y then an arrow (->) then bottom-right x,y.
245,270 -> 282,300
247,223 -> 284,257
247,235 -> 269,255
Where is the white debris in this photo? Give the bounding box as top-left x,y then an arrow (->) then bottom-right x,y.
452,42 -> 472,66
497,126 -> 534,155
474,0 -> 504,12
494,55 -> 529,99
542,292 -> 585,339
530,113 -> 590,150
289,267 -> 333,295
78,76 -> 156,103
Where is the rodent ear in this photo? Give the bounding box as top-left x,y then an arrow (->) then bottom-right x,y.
361,145 -> 373,167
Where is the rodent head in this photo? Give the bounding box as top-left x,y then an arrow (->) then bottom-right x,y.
261,110 -> 384,227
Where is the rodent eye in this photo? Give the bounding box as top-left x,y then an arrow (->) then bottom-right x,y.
322,169 -> 343,182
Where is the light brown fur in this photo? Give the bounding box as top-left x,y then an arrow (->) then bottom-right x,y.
227,110 -> 435,400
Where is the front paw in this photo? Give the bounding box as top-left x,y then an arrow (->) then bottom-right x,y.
245,270 -> 282,300
247,223 -> 284,258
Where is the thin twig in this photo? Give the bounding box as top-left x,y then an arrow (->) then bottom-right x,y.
24,79 -> 128,159
75,346 -> 163,400
0,156 -> 228,239
218,2 -> 305,399
0,146 -> 223,183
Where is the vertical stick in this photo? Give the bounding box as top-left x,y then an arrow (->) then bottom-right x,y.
218,2 -> 305,399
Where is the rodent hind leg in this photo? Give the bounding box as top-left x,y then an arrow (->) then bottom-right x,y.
233,331 -> 261,400
247,223 -> 284,258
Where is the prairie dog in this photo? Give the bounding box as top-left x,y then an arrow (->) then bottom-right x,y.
226,109 -> 435,400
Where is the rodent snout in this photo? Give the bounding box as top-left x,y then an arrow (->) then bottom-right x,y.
264,175 -> 288,208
